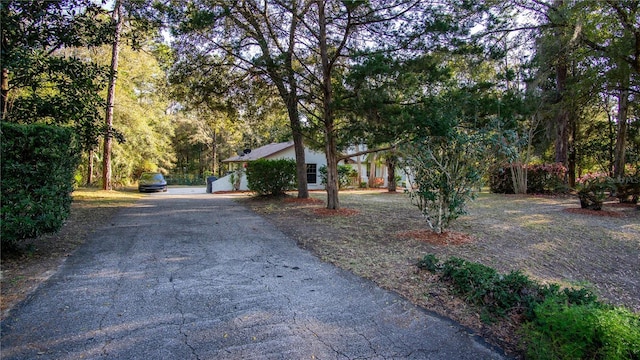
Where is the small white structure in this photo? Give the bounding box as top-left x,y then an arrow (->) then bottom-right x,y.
209,141 -> 327,192
209,141 -> 412,193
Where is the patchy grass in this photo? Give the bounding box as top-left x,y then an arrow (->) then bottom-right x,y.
0,187 -> 143,319
245,190 -> 640,358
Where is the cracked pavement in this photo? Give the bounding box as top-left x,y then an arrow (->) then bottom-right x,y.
1,188 -> 508,359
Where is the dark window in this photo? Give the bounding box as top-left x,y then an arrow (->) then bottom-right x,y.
306,164 -> 317,184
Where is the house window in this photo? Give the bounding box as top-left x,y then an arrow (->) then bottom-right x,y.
306,164 -> 317,184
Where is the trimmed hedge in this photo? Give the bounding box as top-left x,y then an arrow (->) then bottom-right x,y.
245,158 -> 296,196
1,122 -> 80,249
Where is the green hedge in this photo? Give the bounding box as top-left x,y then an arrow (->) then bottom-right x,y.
246,158 -> 296,196
1,122 -> 80,249
417,254 -> 640,359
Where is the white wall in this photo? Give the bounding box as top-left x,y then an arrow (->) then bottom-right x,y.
210,145 -> 328,192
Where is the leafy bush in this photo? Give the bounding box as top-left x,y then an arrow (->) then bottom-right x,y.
489,166 -> 514,194
575,173 -> 615,210
402,131 -> 485,233
613,172 -> 640,204
524,298 -> 640,360
440,257 -> 541,318
527,163 -> 568,194
417,254 -> 638,359
1,122 -> 80,250
416,254 -> 441,272
246,158 -> 296,196
423,255 -> 602,319
319,164 -> 357,189
490,163 -> 568,194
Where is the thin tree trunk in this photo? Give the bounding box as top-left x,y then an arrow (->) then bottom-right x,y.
553,0 -> 569,167
368,153 -> 377,188
554,59 -> 569,166
1,68 -> 8,119
355,144 -> 362,186
212,129 -> 217,175
613,78 -> 629,178
102,0 -> 123,190
87,149 -> 94,186
1,28 -> 8,119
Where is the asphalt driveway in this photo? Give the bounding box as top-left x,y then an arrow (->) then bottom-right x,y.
1,189 -> 507,359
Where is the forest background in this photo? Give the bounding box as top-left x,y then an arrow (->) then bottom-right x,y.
1,0 -> 638,201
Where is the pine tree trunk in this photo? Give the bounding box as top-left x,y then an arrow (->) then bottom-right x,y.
102,0 -> 123,190
287,98 -> 308,199
318,0 -> 339,210
284,0 -> 308,199
386,154 -> 397,192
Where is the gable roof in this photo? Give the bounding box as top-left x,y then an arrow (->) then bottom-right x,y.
222,141 -> 294,163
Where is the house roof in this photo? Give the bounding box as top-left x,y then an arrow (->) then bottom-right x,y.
222,141 -> 294,163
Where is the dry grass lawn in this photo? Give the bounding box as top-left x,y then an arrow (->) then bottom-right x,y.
246,189 -> 640,357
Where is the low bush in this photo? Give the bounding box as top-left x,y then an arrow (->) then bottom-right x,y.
1,122 -> 79,250
440,257 -> 540,318
524,298 -> 640,360
490,163 -> 568,194
489,166 -> 514,194
319,164 -> 358,189
416,254 -> 639,359
246,158 -> 296,196
527,163 -> 568,194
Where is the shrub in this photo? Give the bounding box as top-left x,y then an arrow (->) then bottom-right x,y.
490,163 -> 568,194
319,164 -> 357,189
416,254 -> 638,359
527,163 -> 568,194
402,131 -> 485,233
440,257 -> 540,317
416,254 -> 441,272
575,173 -> 614,210
489,166 -> 514,194
613,173 -> 640,204
246,158 -> 296,196
1,122 -> 80,250
420,254 -> 600,320
523,298 -> 640,360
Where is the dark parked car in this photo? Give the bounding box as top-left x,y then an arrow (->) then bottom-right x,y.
138,172 -> 168,193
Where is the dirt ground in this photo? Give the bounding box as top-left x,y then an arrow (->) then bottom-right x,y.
2,188 -> 638,359
246,190 -> 640,358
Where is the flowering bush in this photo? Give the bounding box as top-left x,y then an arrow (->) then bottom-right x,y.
371,177 -> 384,188
575,173 -> 614,210
528,163 -> 568,194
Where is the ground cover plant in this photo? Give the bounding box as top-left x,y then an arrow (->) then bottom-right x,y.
247,189 -> 640,358
418,254 -> 640,359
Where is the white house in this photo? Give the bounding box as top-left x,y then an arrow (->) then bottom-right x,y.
210,141 -> 327,192
209,141 -> 411,193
